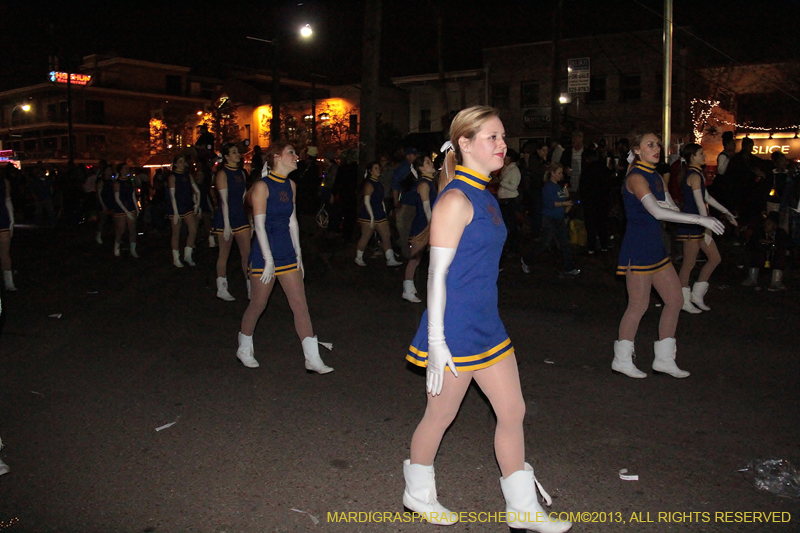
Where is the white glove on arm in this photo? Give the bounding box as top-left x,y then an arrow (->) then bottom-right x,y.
219,189 -> 232,240
363,195 -> 375,229
253,214 -> 275,284
657,191 -> 680,212
705,190 -> 738,226
288,204 -> 304,278
641,194 -> 725,235
426,246 -> 459,396
170,188 -> 181,225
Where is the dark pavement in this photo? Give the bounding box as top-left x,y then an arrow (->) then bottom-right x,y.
0,223 -> 798,532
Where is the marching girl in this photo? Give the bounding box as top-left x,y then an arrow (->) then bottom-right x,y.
194,159 -> 216,249
612,133 -> 724,380
167,154 -> 201,268
354,161 -> 403,268
95,161 -> 114,244
236,142 -> 333,374
674,143 -> 737,313
1,171 -> 15,291
403,106 -> 572,532
112,163 -> 139,258
401,154 -> 437,303
212,143 -> 252,300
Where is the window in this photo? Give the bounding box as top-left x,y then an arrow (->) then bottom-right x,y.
42,137 -> 58,151
47,104 -> 57,121
520,82 -> 540,107
491,83 -> 510,108
85,100 -> 105,124
165,75 -> 182,96
586,76 -> 606,103
620,75 -> 641,102
419,109 -> 431,132
86,134 -> 106,151
349,114 -> 358,134
59,101 -> 68,120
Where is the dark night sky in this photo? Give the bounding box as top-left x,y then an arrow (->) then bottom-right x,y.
2,0 -> 799,91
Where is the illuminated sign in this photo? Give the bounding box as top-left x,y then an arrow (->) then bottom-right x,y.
735,138 -> 800,160
49,72 -> 92,86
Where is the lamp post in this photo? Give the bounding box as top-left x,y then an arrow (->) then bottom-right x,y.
247,24 -> 313,145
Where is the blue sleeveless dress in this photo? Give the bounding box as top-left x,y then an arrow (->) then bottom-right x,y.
406,166 -> 514,372
212,166 -> 250,234
409,176 -> 438,238
357,178 -> 388,224
167,172 -> 194,217
675,165 -> 706,241
250,172 -> 299,276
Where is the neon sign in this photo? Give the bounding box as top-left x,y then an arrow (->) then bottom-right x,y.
49,72 -> 92,86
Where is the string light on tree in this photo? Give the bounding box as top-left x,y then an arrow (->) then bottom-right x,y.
691,98 -> 800,142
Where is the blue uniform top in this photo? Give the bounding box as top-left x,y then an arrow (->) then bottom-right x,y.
250,172 -> 298,275
616,161 -> 670,275
167,172 -> 194,215
409,175 -> 438,237
212,166 -> 250,233
358,178 -> 388,223
99,178 -> 115,209
676,165 -> 706,239
112,178 -> 137,213
541,181 -> 569,219
406,166 -> 514,372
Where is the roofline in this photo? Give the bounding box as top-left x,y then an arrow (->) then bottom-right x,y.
391,69 -> 485,85
0,83 -> 209,104
81,55 -> 191,74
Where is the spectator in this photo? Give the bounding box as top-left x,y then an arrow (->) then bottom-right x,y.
741,212 -> 790,291
560,131 -> 584,194
31,166 -> 56,227
580,149 -> 614,254
392,147 -> 418,257
497,148 -> 521,254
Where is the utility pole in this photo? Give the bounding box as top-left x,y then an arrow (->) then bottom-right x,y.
66,56 -> 74,167
550,0 -> 563,143
662,0 -> 673,157
359,0 -> 381,165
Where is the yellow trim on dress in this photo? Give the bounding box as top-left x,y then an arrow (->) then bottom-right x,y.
616,257 -> 671,276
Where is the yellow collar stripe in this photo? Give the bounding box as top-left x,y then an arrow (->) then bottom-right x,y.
454,166 -> 490,190
268,172 -> 287,183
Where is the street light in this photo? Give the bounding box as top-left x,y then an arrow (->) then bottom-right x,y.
247,23 -> 313,144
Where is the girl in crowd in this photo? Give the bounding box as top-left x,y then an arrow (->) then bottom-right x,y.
212,143 -> 251,301
112,163 -> 139,258
236,142 -> 333,374
613,133 -> 724,379
95,161 -> 114,244
167,154 -> 201,268
675,143 -> 737,313
403,106 -> 572,532
194,159 -> 216,249
354,161 -> 402,268
401,154 -> 437,303
1,171 -> 15,291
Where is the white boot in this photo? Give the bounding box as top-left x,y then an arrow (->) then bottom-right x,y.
0,458 -> 8,476
236,332 -> 259,368
208,234 -> 217,248
246,278 -> 251,300
652,337 -> 690,378
172,249 -> 184,268
385,248 -> 402,267
130,242 -> 139,259
216,277 -> 235,301
611,340 -> 647,378
402,460 -> 458,526
768,269 -> 787,291
355,249 -> 367,267
500,463 -> 572,533
403,280 -> 422,303
681,287 -> 702,313
113,241 -> 121,257
302,336 -> 333,374
690,281 -> 711,311
183,246 -> 195,266
95,231 -> 103,244
741,267 -> 759,287
3,271 -> 16,291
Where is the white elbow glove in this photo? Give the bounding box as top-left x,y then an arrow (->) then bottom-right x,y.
423,200 -> 432,223
426,246 -> 459,396
641,194 -> 725,235
219,189 -> 232,240
363,195 -> 375,229
705,190 -> 738,226
692,189 -> 713,245
289,206 -> 303,278
657,191 -> 680,212
253,214 -> 275,284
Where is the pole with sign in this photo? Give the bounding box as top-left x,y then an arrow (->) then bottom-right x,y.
567,57 -> 590,94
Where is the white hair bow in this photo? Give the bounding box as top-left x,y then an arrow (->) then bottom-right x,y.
440,140 -> 454,153
626,150 -> 635,164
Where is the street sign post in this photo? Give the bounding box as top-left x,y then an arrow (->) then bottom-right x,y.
567,57 -> 590,94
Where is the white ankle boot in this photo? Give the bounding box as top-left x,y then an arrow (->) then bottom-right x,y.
500,463 -> 572,533
114,242 -> 121,257
611,340 -> 647,378
3,271 -> 16,291
652,337 -> 690,378
402,460 -> 458,526
681,287 -> 702,313
130,242 -> 139,258
355,250 -> 367,267
302,336 -> 333,374
236,332 -> 259,368
208,234 -> 217,248
172,249 -> 184,268
402,280 -> 421,303
742,267 -> 759,287
216,277 -> 235,301
768,269 -> 786,291
385,248 -> 402,267
183,246 -> 195,266
690,281 -> 711,311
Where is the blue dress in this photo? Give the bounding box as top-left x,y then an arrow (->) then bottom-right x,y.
616,161 -> 671,275
112,178 -> 137,215
0,178 -> 10,232
167,172 -> 194,216
357,178 -> 388,224
409,176 -> 438,238
406,166 -> 514,372
212,167 -> 250,235
250,172 -> 298,276
676,165 -> 706,241
99,178 -> 115,212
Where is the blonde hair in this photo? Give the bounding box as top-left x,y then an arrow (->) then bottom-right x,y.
543,162 -> 563,183
440,106 -> 500,190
